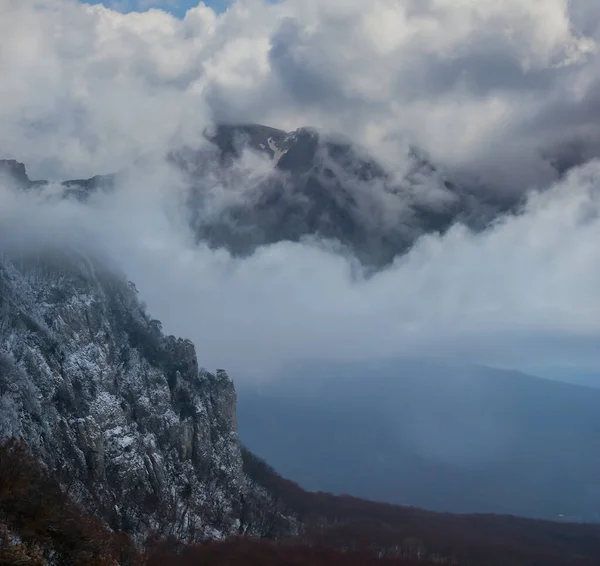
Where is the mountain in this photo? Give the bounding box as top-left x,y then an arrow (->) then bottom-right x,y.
0,245 -> 295,543
0,159 -> 114,197
237,359 -> 600,522
4,135 -> 600,564
1,123 -> 520,269
1,224 -> 600,564
178,124 -> 518,267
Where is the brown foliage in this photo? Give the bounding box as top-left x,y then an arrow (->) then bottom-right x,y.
0,439 -> 140,566
145,537 -> 434,566
2,439 -> 600,566
242,447 -> 600,566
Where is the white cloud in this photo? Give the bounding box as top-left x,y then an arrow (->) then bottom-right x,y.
2,157 -> 600,380
1,0 -> 599,185
2,0 -> 600,379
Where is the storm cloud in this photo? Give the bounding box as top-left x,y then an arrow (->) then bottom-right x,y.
1,0 -> 600,380
1,0 -> 599,182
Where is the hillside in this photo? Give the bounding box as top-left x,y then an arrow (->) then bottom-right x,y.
0,245 -> 294,543
237,359 -> 600,522
3,437 -> 600,566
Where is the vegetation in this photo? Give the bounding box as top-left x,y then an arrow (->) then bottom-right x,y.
241,448 -> 600,566
145,538 -> 437,566
2,440 -> 600,565
0,439 -> 140,566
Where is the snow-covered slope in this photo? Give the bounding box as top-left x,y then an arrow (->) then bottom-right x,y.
0,247 -> 295,542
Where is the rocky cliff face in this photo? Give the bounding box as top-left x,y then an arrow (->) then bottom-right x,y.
179,124 -> 519,268
0,246 -> 294,542
0,122 -> 521,271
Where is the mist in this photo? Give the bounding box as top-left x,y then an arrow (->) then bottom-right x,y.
1,150 -> 599,383
2,0 -> 600,383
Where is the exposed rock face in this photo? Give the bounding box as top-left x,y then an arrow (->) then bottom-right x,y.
1,122 -> 521,271
0,160 -> 29,187
180,124 -> 519,268
0,247 -> 294,542
0,158 -> 114,198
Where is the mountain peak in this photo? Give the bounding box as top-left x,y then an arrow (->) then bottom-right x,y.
0,248 -> 294,541
2,124 -> 519,269
0,159 -> 30,186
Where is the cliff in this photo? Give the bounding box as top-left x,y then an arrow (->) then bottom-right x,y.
0,246 -> 295,543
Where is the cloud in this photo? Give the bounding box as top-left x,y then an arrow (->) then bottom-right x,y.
80,1 -> 185,15
1,0 -> 599,187
2,0 -> 600,379
1,155 -> 600,381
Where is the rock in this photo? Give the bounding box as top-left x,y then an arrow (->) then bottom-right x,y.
0,247 -> 294,542
0,159 -> 31,187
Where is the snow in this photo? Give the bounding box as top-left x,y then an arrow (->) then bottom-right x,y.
267,137 -> 288,164
0,249 -> 288,542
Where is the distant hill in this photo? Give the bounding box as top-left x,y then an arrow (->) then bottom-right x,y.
237,359 -> 600,522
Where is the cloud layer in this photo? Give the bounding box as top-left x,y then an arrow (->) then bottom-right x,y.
2,0 -> 600,379
2,0 -> 600,186
2,156 -> 600,379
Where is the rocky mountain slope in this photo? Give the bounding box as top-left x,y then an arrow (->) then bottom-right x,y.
178,124 -> 520,268
0,245 -> 295,543
1,167 -> 600,565
1,123 -> 519,269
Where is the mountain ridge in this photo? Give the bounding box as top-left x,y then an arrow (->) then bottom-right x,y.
0,245 -> 296,543
0,123 -> 521,269
237,358 -> 600,522
1,237 -> 600,564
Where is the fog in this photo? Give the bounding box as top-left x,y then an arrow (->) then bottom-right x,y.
1,152 -> 600,382
2,0 -> 600,383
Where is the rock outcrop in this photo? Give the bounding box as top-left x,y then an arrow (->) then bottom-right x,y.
0,247 -> 295,542
1,121 -> 521,271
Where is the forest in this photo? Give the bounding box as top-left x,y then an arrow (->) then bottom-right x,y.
2,440 -> 600,566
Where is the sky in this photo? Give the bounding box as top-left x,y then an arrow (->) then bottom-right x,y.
81,1 -> 229,18
2,0 -> 600,382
